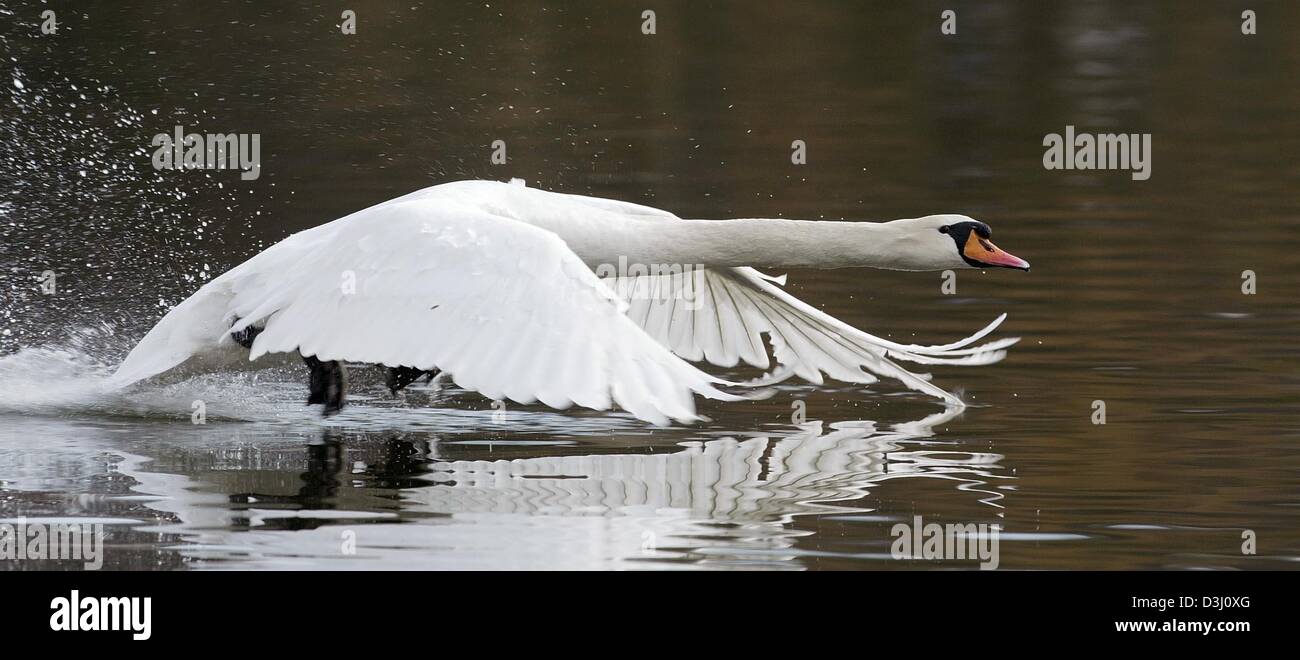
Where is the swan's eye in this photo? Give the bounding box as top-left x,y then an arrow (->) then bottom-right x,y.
938,225 -> 950,234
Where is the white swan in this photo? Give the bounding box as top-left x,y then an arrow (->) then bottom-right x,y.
110,179 -> 1029,424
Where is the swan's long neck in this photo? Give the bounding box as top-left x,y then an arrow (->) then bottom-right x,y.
576,218 -> 916,271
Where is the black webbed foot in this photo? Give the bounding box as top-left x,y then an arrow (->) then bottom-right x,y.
304,354 -> 347,416
385,366 -> 439,395
230,320 -> 263,349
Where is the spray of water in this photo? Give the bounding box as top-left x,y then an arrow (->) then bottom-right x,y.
0,32 -> 286,419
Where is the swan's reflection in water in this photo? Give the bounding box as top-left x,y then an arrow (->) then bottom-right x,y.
0,407 -> 1008,569
419,411 -> 1003,522
169,408 -> 1005,568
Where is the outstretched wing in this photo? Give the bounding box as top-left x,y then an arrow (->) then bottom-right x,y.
613,266 -> 1017,405
111,197 -> 743,424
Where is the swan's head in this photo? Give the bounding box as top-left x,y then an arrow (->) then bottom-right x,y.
892,215 -> 1030,272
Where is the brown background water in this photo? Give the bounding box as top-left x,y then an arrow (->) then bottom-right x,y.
1,1 -> 1298,569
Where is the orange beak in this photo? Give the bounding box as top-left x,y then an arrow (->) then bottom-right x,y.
963,232 -> 1030,271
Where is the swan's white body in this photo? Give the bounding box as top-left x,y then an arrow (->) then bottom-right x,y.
111,179 -> 1019,423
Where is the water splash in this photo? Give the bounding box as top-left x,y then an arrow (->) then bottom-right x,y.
0,62 -> 272,353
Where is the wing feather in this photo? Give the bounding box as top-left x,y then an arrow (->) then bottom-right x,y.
610,266 -> 1018,405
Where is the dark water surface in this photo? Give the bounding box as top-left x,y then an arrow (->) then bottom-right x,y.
2,2 -> 1298,569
